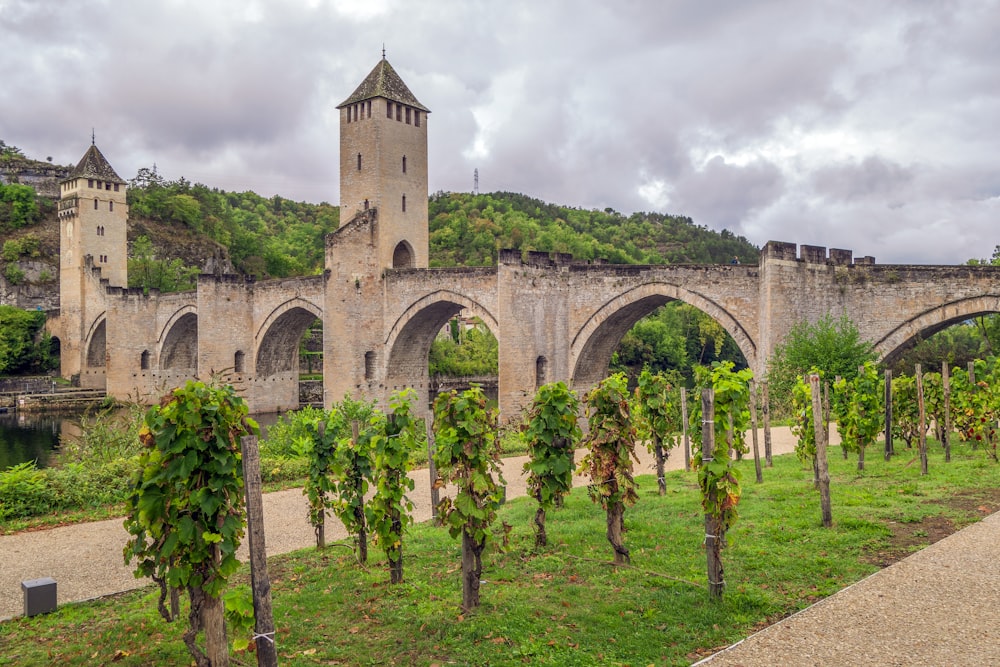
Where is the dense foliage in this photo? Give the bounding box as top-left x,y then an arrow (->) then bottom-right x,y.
428,319 -> 498,377
767,314 -> 876,417
0,182 -> 45,230
0,305 -> 57,375
127,167 -> 340,279
428,191 -> 758,267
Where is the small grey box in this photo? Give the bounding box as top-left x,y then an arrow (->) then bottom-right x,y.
21,577 -> 57,616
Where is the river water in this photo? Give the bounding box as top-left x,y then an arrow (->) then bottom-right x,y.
0,411 -> 68,470
0,409 -> 288,472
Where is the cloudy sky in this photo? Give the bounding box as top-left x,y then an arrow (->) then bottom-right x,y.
2,0 -> 998,264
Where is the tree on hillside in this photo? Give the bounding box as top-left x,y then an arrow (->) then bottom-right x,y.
0,306 -> 56,376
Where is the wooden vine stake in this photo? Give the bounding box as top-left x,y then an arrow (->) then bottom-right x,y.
749,381 -> 763,483
700,389 -> 724,599
426,423 -> 440,519
762,380 -> 773,467
942,361 -> 952,463
884,369 -> 893,460
916,364 -> 928,475
810,374 -> 833,527
681,387 -> 691,471
241,435 -> 278,667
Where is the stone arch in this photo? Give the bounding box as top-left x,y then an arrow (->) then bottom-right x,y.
392,240 -> 415,268
159,308 -> 199,371
384,290 -> 499,385
569,282 -> 756,388
875,295 -> 1000,366
84,316 -> 107,368
255,298 -> 323,377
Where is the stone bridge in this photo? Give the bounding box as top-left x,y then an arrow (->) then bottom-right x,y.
69,222 -> 1000,421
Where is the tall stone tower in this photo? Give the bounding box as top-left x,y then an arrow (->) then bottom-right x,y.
336,57 -> 430,269
55,141 -> 127,382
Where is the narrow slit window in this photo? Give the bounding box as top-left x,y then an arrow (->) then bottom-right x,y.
386,101 -> 393,118
94,198 -> 98,210
109,201 -> 114,212
405,107 -> 411,124
364,351 -> 375,380
357,153 -> 362,171
415,111 -> 420,127
402,155 -> 407,173
402,194 -> 406,212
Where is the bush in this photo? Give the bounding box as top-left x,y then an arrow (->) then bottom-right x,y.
0,462 -> 54,520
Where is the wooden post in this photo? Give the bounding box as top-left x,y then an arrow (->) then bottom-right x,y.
315,422 -> 326,549
884,369 -> 893,461
680,387 -> 691,472
351,420 -> 368,564
835,375 -> 848,460
916,364 -> 928,475
749,381 -> 763,483
241,435 -> 279,667
857,366 -> 866,471
426,422 -> 440,518
942,361 -> 952,463
810,375 -> 833,528
968,362 -> 977,450
823,380 -> 831,447
701,389 -> 724,599
762,380 -> 772,467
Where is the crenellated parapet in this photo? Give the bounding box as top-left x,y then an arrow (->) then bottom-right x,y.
762,240 -> 874,266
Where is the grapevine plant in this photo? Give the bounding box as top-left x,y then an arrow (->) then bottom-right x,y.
689,362 -> 751,543
578,373 -> 639,566
523,381 -> 581,547
432,385 -> 505,611
328,396 -> 379,564
367,389 -> 423,583
123,381 -> 257,667
833,361 -> 883,470
634,368 -> 682,495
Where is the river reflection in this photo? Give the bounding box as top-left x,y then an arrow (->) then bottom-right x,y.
0,412 -> 67,470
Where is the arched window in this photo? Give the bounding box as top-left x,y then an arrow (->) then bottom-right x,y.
140,350 -> 150,370
536,356 -> 548,388
392,241 -> 414,268
234,350 -> 245,373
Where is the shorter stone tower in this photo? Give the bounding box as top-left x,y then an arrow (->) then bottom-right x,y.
55,141 -> 128,383
336,57 -> 430,270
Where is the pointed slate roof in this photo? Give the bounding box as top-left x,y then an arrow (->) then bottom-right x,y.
65,144 -> 125,184
337,58 -> 430,113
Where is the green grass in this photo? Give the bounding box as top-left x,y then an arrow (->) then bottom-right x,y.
1,441 -> 997,666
